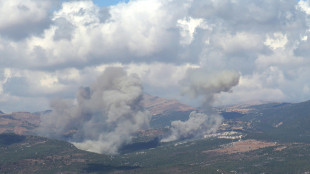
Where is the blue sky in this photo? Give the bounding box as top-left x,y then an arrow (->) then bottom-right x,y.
93,0 -> 129,6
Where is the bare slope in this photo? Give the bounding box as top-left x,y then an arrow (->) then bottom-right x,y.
142,94 -> 195,115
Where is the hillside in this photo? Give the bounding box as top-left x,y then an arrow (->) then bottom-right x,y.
239,100 -> 310,143
0,112 -> 40,135
0,94 -> 196,135
1,99 -> 310,173
2,132 -> 310,174
142,94 -> 195,115
0,133 -> 142,173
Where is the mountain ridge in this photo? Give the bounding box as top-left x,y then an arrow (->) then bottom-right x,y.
0,94 -> 196,135
142,94 -> 195,115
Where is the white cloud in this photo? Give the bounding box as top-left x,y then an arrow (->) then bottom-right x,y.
298,0 -> 310,15
216,74 -> 286,105
53,1 -> 100,26
3,70 -> 66,97
256,50 -> 305,69
177,17 -> 210,45
264,32 -> 288,50
0,0 -> 55,39
1,0 -> 310,112
0,69 -> 12,94
214,32 -> 265,55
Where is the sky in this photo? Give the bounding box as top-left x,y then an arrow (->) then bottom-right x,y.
93,0 -> 129,6
0,0 -> 310,112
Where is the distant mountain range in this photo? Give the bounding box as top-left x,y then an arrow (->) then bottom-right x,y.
1,96 -> 310,144
0,94 -> 196,134
1,98 -> 310,173
0,112 -> 40,135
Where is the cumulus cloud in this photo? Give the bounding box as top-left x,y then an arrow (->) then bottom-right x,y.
37,67 -> 151,154
298,0 -> 310,15
177,17 -> 210,46
1,0 -> 310,112
0,0 -> 55,40
264,32 -> 288,50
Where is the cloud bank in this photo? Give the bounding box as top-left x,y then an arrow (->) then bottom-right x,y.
1,0 -> 310,112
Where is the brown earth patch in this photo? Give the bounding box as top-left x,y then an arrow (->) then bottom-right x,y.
142,94 -> 195,115
274,146 -> 287,151
0,113 -> 40,134
203,139 -> 277,154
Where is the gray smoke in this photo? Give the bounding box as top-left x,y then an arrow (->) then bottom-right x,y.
161,111 -> 222,142
37,67 -> 151,154
181,69 -> 240,112
162,68 -> 240,142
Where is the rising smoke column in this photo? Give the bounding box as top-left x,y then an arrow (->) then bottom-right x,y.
161,68 -> 240,142
38,67 -> 151,154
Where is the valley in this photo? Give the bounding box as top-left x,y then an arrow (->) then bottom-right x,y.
1,97 -> 310,173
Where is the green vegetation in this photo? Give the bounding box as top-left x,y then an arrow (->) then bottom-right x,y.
220,111 -> 245,120
241,100 -> 310,143
2,100 -> 310,173
2,132 -> 310,173
0,133 -> 25,146
0,133 -> 115,173
150,111 -> 192,129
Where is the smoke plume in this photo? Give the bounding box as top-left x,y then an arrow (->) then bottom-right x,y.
181,69 -> 240,112
37,67 -> 151,154
162,68 -> 240,142
161,111 -> 222,142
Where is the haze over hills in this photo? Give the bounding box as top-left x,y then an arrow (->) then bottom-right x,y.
1,0 -> 310,173
2,95 -> 310,140
0,112 -> 40,135
0,94 -> 196,135
1,98 -> 310,173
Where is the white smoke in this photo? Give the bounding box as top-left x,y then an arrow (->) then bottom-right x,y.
162,68 -> 240,142
37,67 -> 151,154
161,111 -> 222,142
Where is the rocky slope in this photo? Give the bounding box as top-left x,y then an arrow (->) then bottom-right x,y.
0,112 -> 40,135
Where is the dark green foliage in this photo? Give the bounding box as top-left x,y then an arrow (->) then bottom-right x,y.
2,132 -> 310,173
221,111 -> 245,120
242,100 -> 310,143
150,111 -> 192,128
84,163 -> 140,173
119,137 -> 160,154
0,133 -> 25,146
0,133 -> 111,173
